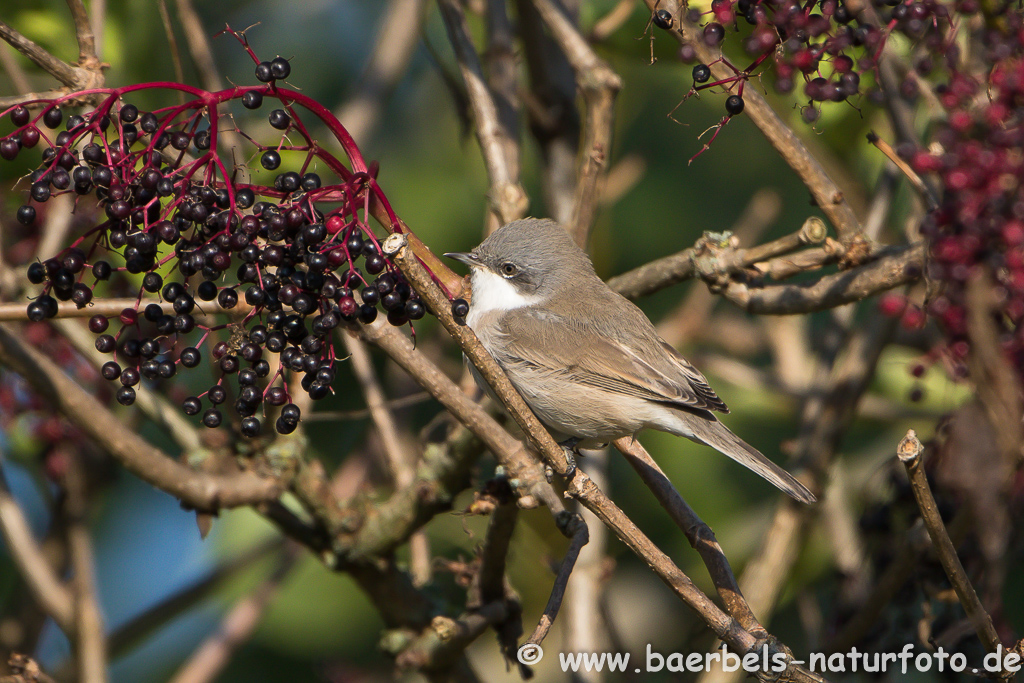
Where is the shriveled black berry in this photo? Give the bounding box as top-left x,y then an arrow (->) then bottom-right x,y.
182,397 -> 202,415
96,334 -> 116,353
101,361 -> 121,381
202,408 -> 222,428
693,64 -> 711,83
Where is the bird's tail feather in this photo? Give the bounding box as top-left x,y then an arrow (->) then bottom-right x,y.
682,415 -> 816,504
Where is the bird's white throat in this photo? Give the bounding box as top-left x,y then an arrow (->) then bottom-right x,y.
467,268 -> 543,328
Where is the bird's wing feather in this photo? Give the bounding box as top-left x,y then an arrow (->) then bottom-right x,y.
496,306 -> 729,414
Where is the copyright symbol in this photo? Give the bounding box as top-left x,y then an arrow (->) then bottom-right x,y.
517,643 -> 544,665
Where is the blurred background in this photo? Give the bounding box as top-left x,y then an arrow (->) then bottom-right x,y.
0,0 -> 1004,681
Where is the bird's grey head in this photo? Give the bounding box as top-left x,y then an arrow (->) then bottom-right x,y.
445,218 -> 595,298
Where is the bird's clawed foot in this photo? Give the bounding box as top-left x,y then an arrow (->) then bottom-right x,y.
558,437 -> 581,477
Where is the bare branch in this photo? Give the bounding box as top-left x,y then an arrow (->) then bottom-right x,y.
614,438 -> 766,635
526,511 -> 588,647
531,0 -> 622,244
722,243 -> 925,314
167,552 -> 298,683
897,430 -> 1006,660
437,0 -> 528,226
65,0 -> 97,64
0,19 -> 80,87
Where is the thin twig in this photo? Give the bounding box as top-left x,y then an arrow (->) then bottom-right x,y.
174,0 -> 222,91
526,511 -> 589,646
342,333 -> 431,584
896,430 -> 1005,659
0,41 -> 32,94
614,438 -> 765,635
866,132 -> 938,210
303,391 -> 433,421
65,0 -> 97,64
0,19 -> 81,87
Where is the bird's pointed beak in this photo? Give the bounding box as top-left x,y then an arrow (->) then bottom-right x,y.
444,252 -> 478,267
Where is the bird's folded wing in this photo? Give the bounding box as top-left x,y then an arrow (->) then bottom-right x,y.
497,309 -> 729,414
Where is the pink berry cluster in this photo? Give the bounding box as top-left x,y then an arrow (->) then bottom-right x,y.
661,0 -> 957,124
0,34 -> 423,437
908,44 -> 1024,377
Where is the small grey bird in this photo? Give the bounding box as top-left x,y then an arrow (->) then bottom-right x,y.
446,218 -> 815,504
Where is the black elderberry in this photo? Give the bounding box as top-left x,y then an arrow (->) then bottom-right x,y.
120,367 -> 140,387
270,56 -> 291,80
116,386 -> 137,406
180,347 -> 201,368
693,64 -> 711,83
255,61 -> 274,82
281,403 -> 301,423
10,106 -> 29,126
202,408 -> 223,428
27,262 -> 45,284
653,9 -> 674,29
240,417 -> 262,437
88,315 -> 109,333
275,417 -> 297,434
260,150 -> 281,170
268,110 -> 291,130
242,91 -> 264,109
452,298 -> 470,319
725,95 -> 745,115
208,385 -> 227,404
42,107 -> 62,129
101,361 -> 121,381
182,397 -> 202,415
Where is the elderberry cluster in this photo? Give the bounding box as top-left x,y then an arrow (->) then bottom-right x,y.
658,0 -> 958,124
1,50 -> 428,437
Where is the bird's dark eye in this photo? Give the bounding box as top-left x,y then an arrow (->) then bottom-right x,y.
500,262 -> 518,277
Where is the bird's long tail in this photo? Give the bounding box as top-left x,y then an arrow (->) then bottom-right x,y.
681,414 -> 816,504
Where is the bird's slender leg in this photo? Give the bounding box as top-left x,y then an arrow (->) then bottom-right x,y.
557,437 -> 581,477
